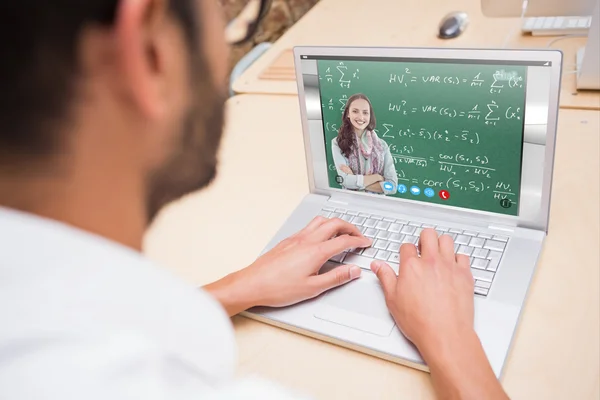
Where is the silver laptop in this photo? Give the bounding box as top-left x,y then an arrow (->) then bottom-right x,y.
242,46 -> 562,377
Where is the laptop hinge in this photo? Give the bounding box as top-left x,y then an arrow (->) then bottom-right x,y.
487,224 -> 516,233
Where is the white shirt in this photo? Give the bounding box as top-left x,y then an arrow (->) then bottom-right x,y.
0,207 -> 307,399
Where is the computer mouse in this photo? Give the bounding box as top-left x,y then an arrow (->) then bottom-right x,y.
438,12 -> 469,39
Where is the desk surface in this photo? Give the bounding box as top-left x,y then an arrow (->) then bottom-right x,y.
144,95 -> 599,400
232,0 -> 600,111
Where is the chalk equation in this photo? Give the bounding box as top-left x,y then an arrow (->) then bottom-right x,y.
319,62 -> 360,89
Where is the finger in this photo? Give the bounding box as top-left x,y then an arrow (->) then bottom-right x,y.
399,243 -> 418,267
456,254 -> 470,268
318,234 -> 372,259
370,260 -> 397,296
438,234 -> 456,262
418,228 -> 439,260
312,218 -> 365,242
311,264 -> 362,294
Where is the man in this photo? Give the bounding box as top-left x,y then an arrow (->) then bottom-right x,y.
0,1 -> 509,399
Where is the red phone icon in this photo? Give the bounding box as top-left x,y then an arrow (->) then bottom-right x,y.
439,190 -> 450,200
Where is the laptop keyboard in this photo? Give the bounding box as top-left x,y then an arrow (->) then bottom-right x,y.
320,206 -> 509,297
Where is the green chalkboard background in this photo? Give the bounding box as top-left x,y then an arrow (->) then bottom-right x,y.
317,59 -> 527,216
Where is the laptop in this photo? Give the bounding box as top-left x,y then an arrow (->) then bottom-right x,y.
242,46 -> 562,377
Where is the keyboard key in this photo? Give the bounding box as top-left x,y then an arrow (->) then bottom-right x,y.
389,233 -> 404,243
388,252 -> 400,263
319,211 -> 331,218
437,226 -> 449,232
359,226 -> 368,234
455,235 -> 471,245
469,237 -> 486,248
387,242 -> 401,252
362,247 -> 378,258
472,248 -> 489,259
409,222 -> 421,227
478,233 -> 493,239
323,206 -> 335,212
493,235 -> 509,242
401,225 -> 416,235
376,221 -> 391,230
371,215 -> 383,220
383,217 -> 396,223
443,232 -> 458,240
374,240 -> 390,250
344,254 -> 375,270
484,240 -> 506,252
435,229 -> 445,236
359,212 -> 371,217
363,218 -> 377,228
335,208 -> 347,214
351,216 -> 366,226
474,286 -> 489,296
330,253 -> 346,263
471,268 -> 494,282
463,230 -> 478,236
347,210 -> 359,216
330,212 -> 342,219
375,250 -> 391,260
376,231 -> 390,240
487,251 -> 502,272
341,214 -> 353,222
349,247 -> 363,255
422,224 -> 435,229
475,280 -> 491,289
449,228 -> 463,234
414,227 -> 424,236
364,228 -> 377,238
396,219 -> 409,225
458,245 -> 474,256
403,235 -> 419,245
472,258 -> 489,270
388,223 -> 403,233
454,244 -> 460,253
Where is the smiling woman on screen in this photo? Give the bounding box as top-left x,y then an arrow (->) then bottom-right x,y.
331,93 -> 398,194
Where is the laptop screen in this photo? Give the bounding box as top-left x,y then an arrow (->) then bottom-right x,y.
298,54 -> 555,217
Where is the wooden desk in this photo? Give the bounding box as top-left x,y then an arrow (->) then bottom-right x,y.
144,95 -> 599,400
232,0 -> 600,111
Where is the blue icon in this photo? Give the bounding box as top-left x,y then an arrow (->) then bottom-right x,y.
397,184 -> 408,194
383,181 -> 394,191
424,188 -> 435,198
410,186 -> 421,195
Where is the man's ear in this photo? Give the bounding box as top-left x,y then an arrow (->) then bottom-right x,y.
114,0 -> 170,119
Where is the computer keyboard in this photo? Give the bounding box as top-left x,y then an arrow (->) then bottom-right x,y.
320,206 -> 509,297
521,16 -> 592,36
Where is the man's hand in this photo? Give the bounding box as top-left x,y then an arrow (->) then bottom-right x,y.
204,217 -> 371,316
370,229 -> 509,400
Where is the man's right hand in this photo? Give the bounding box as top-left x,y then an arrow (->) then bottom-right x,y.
370,229 -> 509,400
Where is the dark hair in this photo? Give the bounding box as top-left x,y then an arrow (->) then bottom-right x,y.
336,93 -> 377,158
0,0 -> 198,165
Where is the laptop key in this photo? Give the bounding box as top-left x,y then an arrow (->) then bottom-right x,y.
341,214 -> 353,222
388,223 -> 402,233
472,248 -> 490,259
437,226 -> 450,232
346,210 -> 359,216
343,254 -> 375,270
364,228 -> 378,238
454,244 -> 460,253
463,230 -> 478,236
487,251 -> 502,272
484,240 -> 506,252
383,217 -> 396,223
422,224 -> 435,229
389,233 -> 404,243
469,237 -> 486,248
387,242 -> 401,253
376,231 -> 390,240
449,228 -> 463,234
330,253 -> 346,263
363,218 -> 378,228
478,233 -> 493,239
362,247 -> 378,258
474,286 -> 489,296
414,227 -> 424,236
374,240 -> 390,250
319,211 -> 331,218
475,280 -> 492,289
375,250 -> 391,260
396,219 -> 409,225
349,247 -> 363,255
455,235 -> 471,245
335,208 -> 347,214
472,258 -> 489,270
351,216 -> 366,226
371,215 -> 384,220
330,212 -> 342,219
323,206 -> 335,212
493,235 -> 509,242
401,225 -> 416,235
388,252 -> 400,263
376,221 -> 391,230
403,235 -> 419,245
458,245 -> 474,256
471,268 -> 494,282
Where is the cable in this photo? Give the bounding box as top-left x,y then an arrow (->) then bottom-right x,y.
502,0 -> 529,48
546,34 -> 588,48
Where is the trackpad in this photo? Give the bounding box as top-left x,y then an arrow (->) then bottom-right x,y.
313,278 -> 396,337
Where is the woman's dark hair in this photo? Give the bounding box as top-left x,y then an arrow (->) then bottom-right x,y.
337,93 -> 377,158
